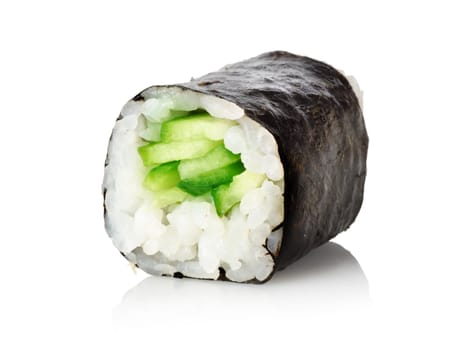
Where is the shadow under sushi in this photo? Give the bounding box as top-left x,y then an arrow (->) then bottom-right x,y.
113,242 -> 370,331
270,242 -> 370,295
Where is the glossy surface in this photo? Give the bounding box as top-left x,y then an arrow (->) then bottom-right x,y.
178,161 -> 245,195
138,139 -> 219,165
160,114 -> 235,141
143,161 -> 180,191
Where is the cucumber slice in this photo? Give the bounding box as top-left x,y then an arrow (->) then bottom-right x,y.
138,140 -> 220,166
178,161 -> 245,196
143,161 -> 180,191
211,171 -> 265,216
153,187 -> 188,208
178,144 -> 241,180
160,113 -> 235,141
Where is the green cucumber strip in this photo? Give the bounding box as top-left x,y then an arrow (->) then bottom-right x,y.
160,113 -> 236,141
178,161 -> 245,196
212,171 -> 266,216
143,161 -> 180,192
138,140 -> 220,166
138,111 -> 191,141
153,187 -> 188,208
178,144 -> 240,180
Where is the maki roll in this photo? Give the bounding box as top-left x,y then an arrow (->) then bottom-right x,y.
103,51 -> 368,283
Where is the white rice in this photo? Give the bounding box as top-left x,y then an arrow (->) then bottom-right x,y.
103,87 -> 284,282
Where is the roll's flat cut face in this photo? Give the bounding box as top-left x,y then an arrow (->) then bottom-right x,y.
103,51 -> 368,283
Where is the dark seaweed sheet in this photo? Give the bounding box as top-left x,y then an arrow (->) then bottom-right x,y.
178,51 -> 368,274
105,51 -> 368,282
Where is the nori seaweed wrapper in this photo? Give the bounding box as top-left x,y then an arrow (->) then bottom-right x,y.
105,51 -> 368,279
177,51 -> 368,272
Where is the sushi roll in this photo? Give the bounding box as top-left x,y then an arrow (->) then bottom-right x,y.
103,51 -> 368,283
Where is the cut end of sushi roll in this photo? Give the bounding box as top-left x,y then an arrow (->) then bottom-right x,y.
103,87 -> 285,283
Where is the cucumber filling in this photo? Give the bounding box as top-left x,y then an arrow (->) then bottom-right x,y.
137,112 -> 253,214
105,89 -> 285,282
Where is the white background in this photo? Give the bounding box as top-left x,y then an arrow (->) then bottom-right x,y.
1,1 -> 458,349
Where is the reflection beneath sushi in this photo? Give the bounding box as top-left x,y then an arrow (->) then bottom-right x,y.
113,243 -> 370,330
